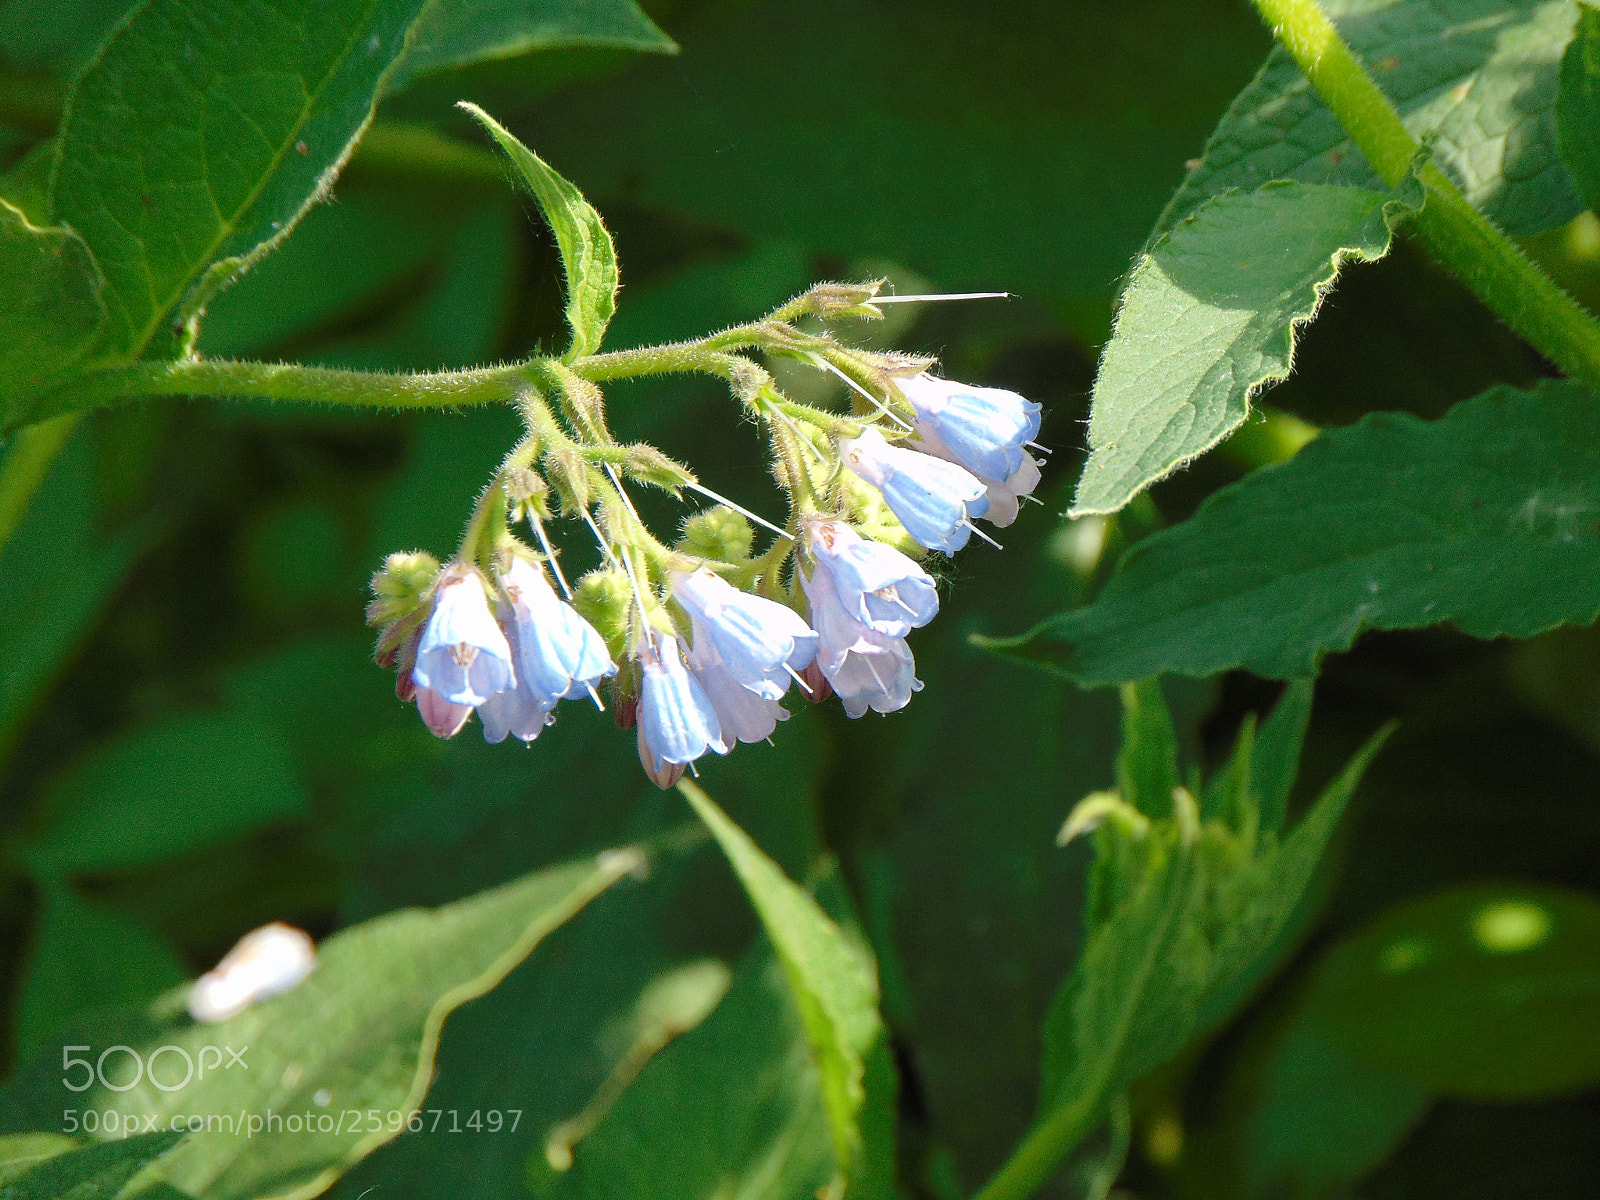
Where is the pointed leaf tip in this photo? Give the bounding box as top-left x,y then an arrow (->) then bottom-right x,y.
458,102 -> 619,361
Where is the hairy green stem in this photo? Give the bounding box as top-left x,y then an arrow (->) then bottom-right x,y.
21,358 -> 531,426
0,412 -> 78,558
1250,0 -> 1600,391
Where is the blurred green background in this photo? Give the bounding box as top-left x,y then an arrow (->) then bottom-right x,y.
3,0 -> 1600,1196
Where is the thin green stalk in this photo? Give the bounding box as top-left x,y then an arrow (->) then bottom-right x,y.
971,1093 -> 1104,1200
1251,0 -> 1600,392
19,358 -> 531,427
0,412 -> 78,558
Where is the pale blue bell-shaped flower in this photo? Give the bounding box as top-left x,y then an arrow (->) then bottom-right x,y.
896,372 -> 1041,483
912,425 -> 1042,528
477,619 -> 557,744
673,567 -> 818,701
413,566 -> 516,707
808,520 -> 937,639
499,555 -> 616,708
839,426 -> 988,554
637,634 -> 730,784
825,633 -> 922,718
687,633 -> 792,744
800,551 -> 924,718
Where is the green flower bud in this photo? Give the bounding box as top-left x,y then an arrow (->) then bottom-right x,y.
542,443 -> 592,514
773,279 -> 886,321
678,506 -> 754,564
366,550 -> 441,664
573,568 -> 635,661
505,467 -> 551,520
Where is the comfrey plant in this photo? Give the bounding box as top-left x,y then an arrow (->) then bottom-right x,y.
362,108 -> 1046,787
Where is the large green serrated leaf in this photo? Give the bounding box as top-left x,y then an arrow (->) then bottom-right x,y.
46,0 -> 440,361
1070,179 -> 1420,516
0,852 -> 638,1200
677,782 -> 889,1195
997,380 -> 1600,684
390,0 -> 674,93
458,103 -> 618,361
1161,0 -> 1584,237
0,1131 -> 183,1200
1558,3 -> 1600,214
0,199 -> 106,409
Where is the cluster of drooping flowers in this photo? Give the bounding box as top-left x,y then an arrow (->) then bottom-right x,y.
367,282 -> 1045,787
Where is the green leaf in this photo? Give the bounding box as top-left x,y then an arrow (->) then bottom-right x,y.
541,944 -> 837,1200
1011,686 -> 1385,1178
458,102 -> 618,361
0,429 -> 155,764
1229,1004 -> 1431,1196
676,781 -> 890,1194
15,880 -> 187,1060
998,380 -> 1600,684
0,1134 -> 78,1179
0,1131 -> 184,1200
0,851 -> 637,1200
1070,179 -> 1421,516
1558,3 -> 1600,215
0,201 -> 106,409
1250,678 -> 1314,838
46,0 -> 441,362
1162,0 -> 1585,237
1114,679 -> 1180,821
1309,882 -> 1600,1098
1195,724 -> 1393,1034
390,0 -> 675,93
22,711 -> 309,874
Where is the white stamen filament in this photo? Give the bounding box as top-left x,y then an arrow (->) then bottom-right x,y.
963,520 -> 1004,550
1025,441 -> 1051,455
684,481 -> 794,540
869,291 -> 1011,304
529,514 -> 574,599
604,464 -> 645,523
784,662 -> 813,694
863,654 -> 889,691
811,357 -> 915,432
764,403 -> 828,464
